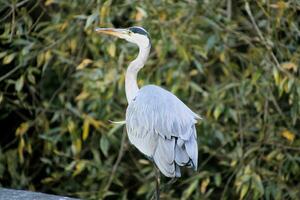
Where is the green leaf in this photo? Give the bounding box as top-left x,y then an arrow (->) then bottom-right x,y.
239,182 -> 250,200
107,43 -> 116,58
193,60 -> 204,73
273,68 -> 280,85
0,51 -> 7,59
252,173 -> 264,196
27,73 -> 36,84
137,183 -> 149,195
228,109 -> 238,123
73,160 -> 87,176
205,35 -> 217,51
85,13 -> 98,29
3,53 -> 16,64
100,136 -> 109,157
213,104 -> 224,120
182,180 -> 198,200
0,93 -> 3,104
214,173 -> 222,187
15,75 -> 24,92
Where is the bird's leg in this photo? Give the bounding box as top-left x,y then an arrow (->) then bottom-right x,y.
154,166 -> 161,200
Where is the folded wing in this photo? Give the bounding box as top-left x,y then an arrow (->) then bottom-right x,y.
126,85 -> 200,177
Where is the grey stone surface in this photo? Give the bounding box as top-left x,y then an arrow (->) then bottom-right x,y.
0,188 -> 80,200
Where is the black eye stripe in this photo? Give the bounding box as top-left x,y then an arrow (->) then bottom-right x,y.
129,27 -> 149,36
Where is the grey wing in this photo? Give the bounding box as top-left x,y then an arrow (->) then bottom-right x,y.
125,85 -> 201,177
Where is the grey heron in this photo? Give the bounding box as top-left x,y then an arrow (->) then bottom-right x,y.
96,26 -> 201,198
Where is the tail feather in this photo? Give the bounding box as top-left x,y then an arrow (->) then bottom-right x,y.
153,137 -> 175,177
184,134 -> 198,170
174,143 -> 190,166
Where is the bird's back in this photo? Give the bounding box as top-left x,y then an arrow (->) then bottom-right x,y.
126,85 -> 200,177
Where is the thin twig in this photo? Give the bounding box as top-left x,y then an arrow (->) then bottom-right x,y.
42,26 -> 75,51
0,65 -> 22,82
48,77 -> 69,104
227,0 -> 232,20
234,87 -> 244,157
0,10 -> 13,23
9,2 -> 16,42
105,126 -> 127,192
266,86 -> 290,125
265,142 -> 300,151
16,0 -> 30,7
199,138 -> 233,170
221,167 -> 239,199
244,2 -> 265,43
244,2 -> 294,79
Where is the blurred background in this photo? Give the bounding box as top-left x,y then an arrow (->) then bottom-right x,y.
0,0 -> 300,199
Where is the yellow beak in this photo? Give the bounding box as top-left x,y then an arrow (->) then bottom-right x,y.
95,28 -> 128,38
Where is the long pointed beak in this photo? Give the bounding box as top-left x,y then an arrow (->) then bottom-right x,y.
95,28 -> 128,38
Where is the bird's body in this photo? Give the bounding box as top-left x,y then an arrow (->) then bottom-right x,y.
126,85 -> 200,177
96,26 -> 201,178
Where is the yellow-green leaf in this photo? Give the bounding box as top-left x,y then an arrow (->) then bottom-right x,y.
3,53 -> 16,64
67,120 -> 76,134
281,130 -> 295,142
270,1 -> 288,9
41,177 -> 55,183
219,51 -> 226,62
213,104 -> 224,120
182,180 -> 198,200
18,137 -> 25,163
73,160 -> 86,176
135,7 -> 147,21
252,173 -> 264,195
273,68 -> 280,85
75,91 -> 90,101
200,177 -> 210,193
71,138 -> 82,155
137,183 -> 149,195
69,38 -> 77,53
77,59 -> 93,70
45,0 -> 54,6
0,51 -> 7,59
27,73 -> 36,84
87,115 -> 104,129
37,52 -> 44,67
281,62 -> 297,72
189,69 -> 198,76
15,122 -> 30,136
239,182 -> 250,200
15,75 -> 24,92
82,119 -> 90,141
107,43 -> 116,58
0,93 -> 3,104
44,50 -> 52,62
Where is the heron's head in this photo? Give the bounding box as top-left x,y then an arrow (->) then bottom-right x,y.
95,26 -> 150,48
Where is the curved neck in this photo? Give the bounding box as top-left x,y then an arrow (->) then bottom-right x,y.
125,46 -> 150,103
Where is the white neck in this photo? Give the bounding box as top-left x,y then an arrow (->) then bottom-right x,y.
125,46 -> 150,103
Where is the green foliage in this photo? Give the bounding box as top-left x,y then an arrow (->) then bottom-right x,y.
1,0 -> 300,199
